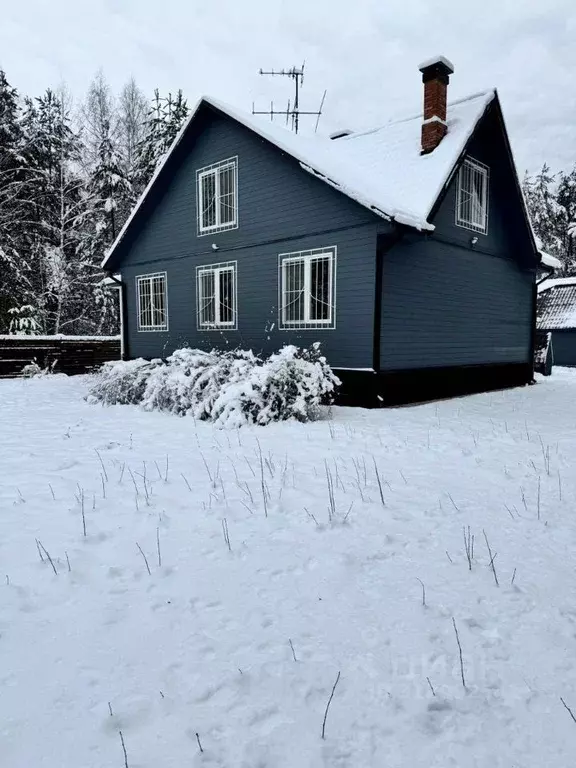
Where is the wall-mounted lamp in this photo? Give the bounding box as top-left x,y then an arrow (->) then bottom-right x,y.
211,243 -> 219,251
471,236 -> 479,246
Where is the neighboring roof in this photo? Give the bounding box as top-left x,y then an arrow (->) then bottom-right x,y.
102,274 -> 121,287
533,234 -> 562,270
540,251 -> 562,270
102,89 -> 497,269
538,276 -> 576,293
537,278 -> 576,330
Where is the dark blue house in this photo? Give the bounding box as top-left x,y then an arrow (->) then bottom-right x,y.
103,56 -> 541,405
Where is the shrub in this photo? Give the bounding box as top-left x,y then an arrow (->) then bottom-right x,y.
87,358 -> 162,405
88,344 -> 340,427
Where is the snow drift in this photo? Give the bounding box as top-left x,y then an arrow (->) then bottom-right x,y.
88,344 -> 340,427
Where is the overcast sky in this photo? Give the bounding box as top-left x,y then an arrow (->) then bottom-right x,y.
2,0 -> 574,175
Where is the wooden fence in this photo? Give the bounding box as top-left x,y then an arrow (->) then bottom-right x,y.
0,335 -> 121,378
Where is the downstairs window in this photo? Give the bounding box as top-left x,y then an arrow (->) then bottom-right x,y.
279,247 -> 336,330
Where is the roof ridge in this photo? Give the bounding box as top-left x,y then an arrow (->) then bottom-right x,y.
101,87 -> 500,269
343,89 -> 496,141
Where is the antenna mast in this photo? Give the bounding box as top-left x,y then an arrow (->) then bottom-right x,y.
252,63 -> 326,134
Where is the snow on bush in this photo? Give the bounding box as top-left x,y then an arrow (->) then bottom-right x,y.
88,344 -> 340,426
88,357 -> 163,406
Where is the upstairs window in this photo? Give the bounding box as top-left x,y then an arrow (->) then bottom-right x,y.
197,157 -> 238,235
197,261 -> 237,329
279,247 -> 336,330
456,158 -> 489,234
136,272 -> 168,331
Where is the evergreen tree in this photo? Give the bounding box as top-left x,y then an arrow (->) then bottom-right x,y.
132,89 -> 189,196
160,90 -> 189,151
117,77 -> 148,217
523,164 -> 576,275
0,70 -> 30,327
132,89 -> 164,196
0,67 -> 190,334
19,89 -> 87,333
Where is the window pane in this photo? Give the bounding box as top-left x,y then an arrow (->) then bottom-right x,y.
201,173 -> 216,229
152,276 -> 166,328
459,164 -> 471,224
458,162 -> 487,231
283,260 -> 305,322
218,268 -> 234,324
199,271 -> 215,325
310,256 -> 331,321
471,169 -> 485,226
139,279 -> 152,328
219,165 -> 236,225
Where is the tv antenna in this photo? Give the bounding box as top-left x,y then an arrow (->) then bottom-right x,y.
252,63 -> 327,134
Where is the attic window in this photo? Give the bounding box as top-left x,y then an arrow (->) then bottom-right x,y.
456,157 -> 489,235
197,157 -> 238,235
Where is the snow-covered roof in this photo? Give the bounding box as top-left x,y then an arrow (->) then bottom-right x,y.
537,277 -> 576,294
102,89 -> 497,269
540,251 -> 562,270
537,278 -> 576,330
533,234 -> 562,270
102,274 -> 121,286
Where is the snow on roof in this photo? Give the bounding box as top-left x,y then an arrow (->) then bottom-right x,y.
102,274 -> 121,286
532,234 -> 562,270
540,251 -> 562,270
102,89 -> 496,269
537,279 -> 576,330
537,276 -> 576,293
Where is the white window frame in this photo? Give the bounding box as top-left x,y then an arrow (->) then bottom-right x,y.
136,272 -> 168,332
455,157 -> 489,235
196,157 -> 238,235
196,261 -> 238,330
278,247 -> 337,330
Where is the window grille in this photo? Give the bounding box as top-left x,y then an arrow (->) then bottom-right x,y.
197,157 -> 238,235
136,272 -> 168,331
278,247 -> 336,330
456,158 -> 489,234
196,261 -> 237,329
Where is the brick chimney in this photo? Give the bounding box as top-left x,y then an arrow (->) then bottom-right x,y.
418,55 -> 454,154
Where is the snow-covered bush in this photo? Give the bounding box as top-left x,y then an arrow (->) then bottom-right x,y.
21,358 -> 58,377
210,344 -> 338,427
141,348 -> 258,419
21,361 -> 43,378
88,357 -> 162,405
88,344 -> 340,427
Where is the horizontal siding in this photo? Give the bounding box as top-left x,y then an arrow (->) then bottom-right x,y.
379,105 -> 535,373
119,108 -> 384,368
123,226 -> 376,366
551,330 -> 576,366
380,238 -> 534,370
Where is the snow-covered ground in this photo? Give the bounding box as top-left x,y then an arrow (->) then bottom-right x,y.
2,372 -> 576,767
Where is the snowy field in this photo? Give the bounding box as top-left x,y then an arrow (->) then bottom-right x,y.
2,372 -> 576,767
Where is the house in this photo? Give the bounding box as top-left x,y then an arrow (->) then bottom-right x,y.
102,56 -> 541,406
537,277 -> 576,366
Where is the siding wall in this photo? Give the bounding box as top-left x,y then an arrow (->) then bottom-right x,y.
380,106 -> 535,371
551,330 -> 576,366
116,107 -> 387,368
